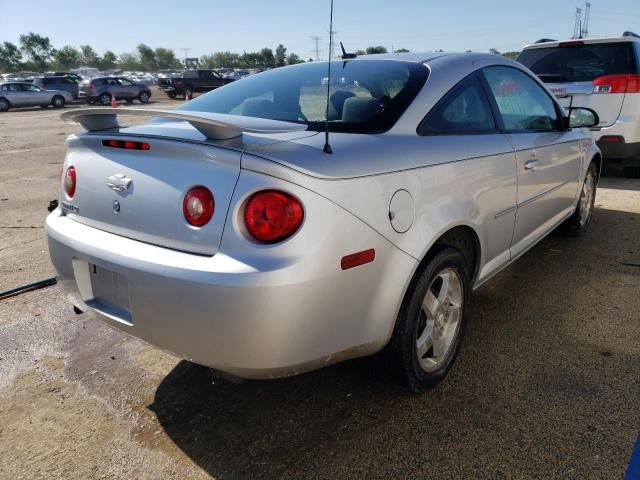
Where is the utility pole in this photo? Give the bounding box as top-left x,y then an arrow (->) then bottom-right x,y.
180,48 -> 190,67
572,8 -> 582,39
581,2 -> 591,38
327,30 -> 338,60
311,36 -> 322,61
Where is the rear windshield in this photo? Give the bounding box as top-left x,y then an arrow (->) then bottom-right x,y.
178,60 -> 428,133
517,42 -> 637,83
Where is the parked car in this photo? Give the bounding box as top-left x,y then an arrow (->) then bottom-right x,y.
32,76 -> 80,99
158,69 -> 233,99
0,82 -> 72,111
48,53 -> 600,392
44,71 -> 83,82
518,31 -> 640,176
79,76 -> 152,105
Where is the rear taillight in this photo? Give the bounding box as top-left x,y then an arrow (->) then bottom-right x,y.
64,166 -> 76,199
102,139 -> 150,150
593,74 -> 640,94
183,186 -> 215,227
244,190 -> 304,243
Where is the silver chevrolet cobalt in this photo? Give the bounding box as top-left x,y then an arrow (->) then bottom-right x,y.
47,53 -> 601,392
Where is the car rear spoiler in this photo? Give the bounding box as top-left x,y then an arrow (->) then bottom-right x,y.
60,108 -> 307,140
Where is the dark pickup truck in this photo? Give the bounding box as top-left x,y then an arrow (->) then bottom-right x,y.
158,69 -> 233,99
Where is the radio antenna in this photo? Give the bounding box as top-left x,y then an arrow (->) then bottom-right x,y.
322,0 -> 335,154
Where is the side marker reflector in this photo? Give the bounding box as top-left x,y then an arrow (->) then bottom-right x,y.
341,249 -> 376,270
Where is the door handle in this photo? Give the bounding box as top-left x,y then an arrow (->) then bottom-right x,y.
524,159 -> 539,171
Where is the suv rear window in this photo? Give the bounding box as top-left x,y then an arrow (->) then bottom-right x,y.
517,42 -> 637,83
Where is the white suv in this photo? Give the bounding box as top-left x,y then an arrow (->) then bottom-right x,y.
518,31 -> 640,176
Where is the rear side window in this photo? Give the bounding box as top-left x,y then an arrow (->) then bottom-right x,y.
183,70 -> 198,79
482,66 -> 560,132
43,77 -> 56,85
419,74 -> 495,134
517,43 -> 636,83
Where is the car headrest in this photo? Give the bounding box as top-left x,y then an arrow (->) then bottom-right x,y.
241,98 -> 275,118
328,90 -> 356,120
341,97 -> 379,123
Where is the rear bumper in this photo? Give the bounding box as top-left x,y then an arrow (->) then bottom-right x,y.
46,209 -> 416,379
596,138 -> 640,165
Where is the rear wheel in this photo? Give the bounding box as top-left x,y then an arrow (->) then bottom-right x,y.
138,91 -> 150,104
183,86 -> 193,100
0,98 -> 10,112
99,92 -> 111,106
564,161 -> 597,236
389,247 -> 470,393
51,95 -> 65,109
167,91 -> 177,99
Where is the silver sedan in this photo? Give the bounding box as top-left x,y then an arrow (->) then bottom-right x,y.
46,53 -> 601,392
0,82 -> 73,111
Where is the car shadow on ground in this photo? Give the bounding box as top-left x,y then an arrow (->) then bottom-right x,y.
150,175 -> 640,479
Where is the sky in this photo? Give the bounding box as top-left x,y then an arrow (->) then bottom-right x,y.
1,0 -> 639,60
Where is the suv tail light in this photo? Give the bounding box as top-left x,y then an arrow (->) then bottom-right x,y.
593,74 -> 640,94
64,166 -> 76,199
183,186 -> 215,227
244,190 -> 304,243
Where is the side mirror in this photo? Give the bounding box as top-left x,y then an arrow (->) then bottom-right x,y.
567,107 -> 600,128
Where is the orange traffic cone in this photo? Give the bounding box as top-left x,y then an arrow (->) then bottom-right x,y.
111,94 -> 118,108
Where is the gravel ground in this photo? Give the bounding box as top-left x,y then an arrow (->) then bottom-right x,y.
0,95 -> 639,479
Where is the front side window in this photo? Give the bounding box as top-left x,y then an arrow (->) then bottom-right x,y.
24,84 -> 41,92
179,60 -> 428,133
482,66 -> 560,132
118,78 -> 133,86
419,74 -> 495,134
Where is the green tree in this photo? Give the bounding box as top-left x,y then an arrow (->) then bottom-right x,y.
155,48 -> 180,69
395,48 -> 409,53
52,46 -> 80,70
355,50 -> 366,56
79,45 -> 100,66
489,48 -> 501,55
137,43 -> 157,71
286,53 -> 304,65
19,32 -> 53,71
99,51 -> 118,70
275,44 -> 287,67
365,46 -> 387,54
118,53 -> 141,70
502,51 -> 520,60
259,48 -> 275,68
0,41 -> 23,72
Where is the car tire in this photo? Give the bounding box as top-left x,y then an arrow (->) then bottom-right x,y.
99,93 -> 111,106
563,161 -> 598,236
138,91 -> 150,104
51,95 -> 65,109
184,86 -> 193,100
0,97 -> 10,112
167,92 -> 177,99
388,247 -> 470,393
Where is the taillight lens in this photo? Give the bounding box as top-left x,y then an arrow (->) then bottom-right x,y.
183,186 -> 215,227
593,74 -> 640,94
64,166 -> 76,199
244,190 -> 304,243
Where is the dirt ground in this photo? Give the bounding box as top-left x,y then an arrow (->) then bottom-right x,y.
0,92 -> 639,479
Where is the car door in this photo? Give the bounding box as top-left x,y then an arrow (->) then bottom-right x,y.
418,72 -> 518,281
480,65 -> 582,259
117,78 -> 136,98
21,83 -> 47,106
4,83 -> 25,106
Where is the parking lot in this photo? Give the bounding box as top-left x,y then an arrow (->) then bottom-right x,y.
1,90 -> 639,479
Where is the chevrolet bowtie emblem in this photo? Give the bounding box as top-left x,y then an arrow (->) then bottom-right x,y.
106,174 -> 132,192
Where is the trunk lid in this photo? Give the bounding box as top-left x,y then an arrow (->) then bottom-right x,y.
62,133 -> 241,256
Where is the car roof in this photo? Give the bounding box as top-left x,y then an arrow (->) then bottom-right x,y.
523,35 -> 639,50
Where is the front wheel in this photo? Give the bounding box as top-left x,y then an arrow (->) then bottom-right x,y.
563,161 -> 597,236
138,91 -> 150,104
388,247 -> 470,393
0,98 -> 10,112
51,95 -> 65,109
166,91 -> 177,99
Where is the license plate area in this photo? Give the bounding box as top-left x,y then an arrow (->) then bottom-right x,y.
86,263 -> 133,325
